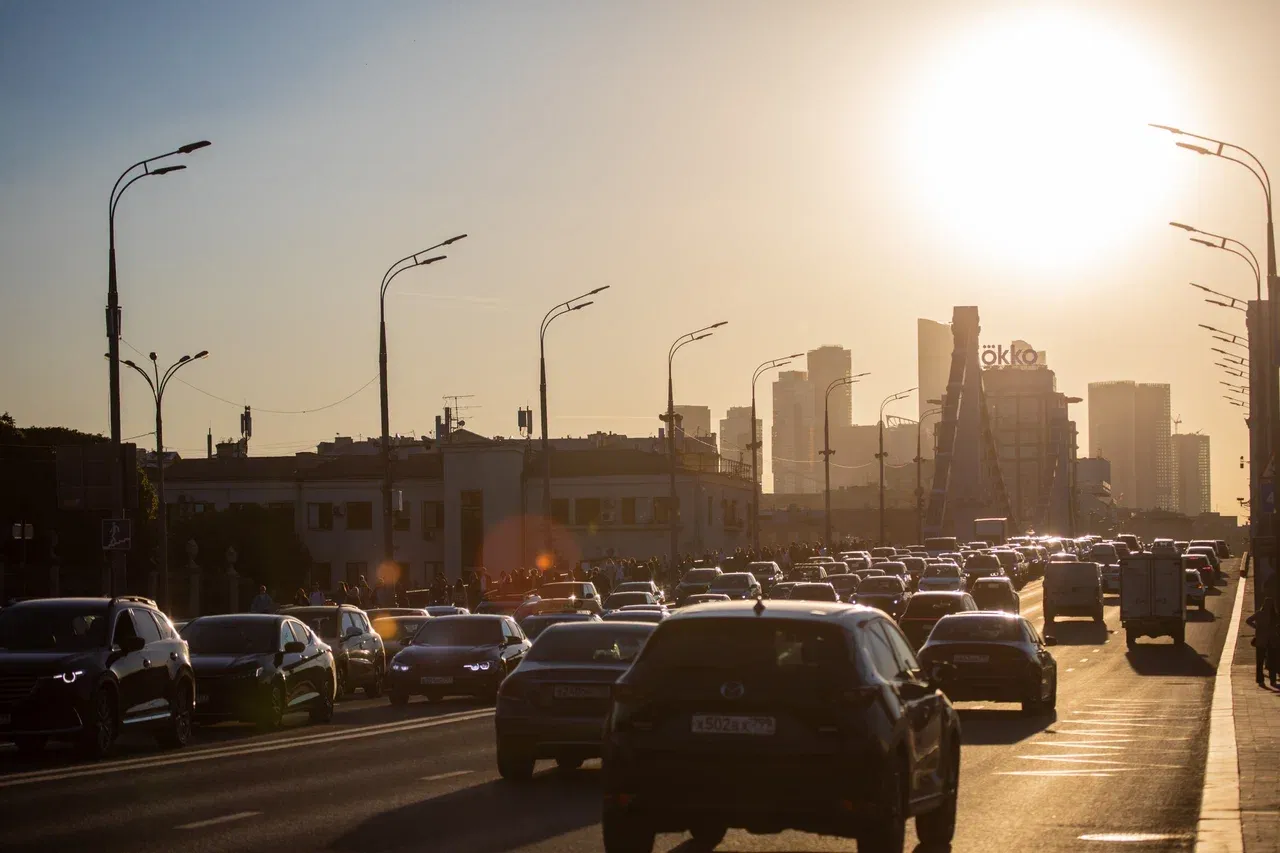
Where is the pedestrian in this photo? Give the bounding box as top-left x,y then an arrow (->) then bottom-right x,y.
375,577 -> 394,607
358,575 -> 374,605
293,587 -> 309,607
452,578 -> 467,608
1245,596 -> 1280,687
309,581 -> 325,606
249,585 -> 275,614
345,582 -> 362,607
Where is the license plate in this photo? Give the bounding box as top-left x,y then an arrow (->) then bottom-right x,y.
0,714 -> 10,727
953,654 -> 989,664
421,676 -> 453,685
553,684 -> 610,700
195,694 -> 209,705
691,714 -> 776,736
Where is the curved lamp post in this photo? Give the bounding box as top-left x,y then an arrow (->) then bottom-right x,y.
750,354 -> 802,550
878,388 -> 916,545
667,322 -> 727,569
821,373 -> 870,547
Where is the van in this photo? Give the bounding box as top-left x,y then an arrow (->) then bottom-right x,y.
1043,561 -> 1104,625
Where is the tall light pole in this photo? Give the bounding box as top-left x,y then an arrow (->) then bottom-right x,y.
916,404 -> 943,544
751,354 -> 802,551
378,235 -> 465,570
878,388 -> 916,545
821,373 -> 870,548
107,140 -> 210,594
539,287 -> 609,567
120,350 -> 208,613
667,323 -> 727,570
1172,224 -> 1262,300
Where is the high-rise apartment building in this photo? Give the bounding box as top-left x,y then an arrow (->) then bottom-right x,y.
1172,432 -> 1211,516
772,370 -> 816,493
918,319 -> 952,457
719,406 -> 761,477
673,405 -> 712,438
807,346 -> 854,430
1087,381 -> 1172,510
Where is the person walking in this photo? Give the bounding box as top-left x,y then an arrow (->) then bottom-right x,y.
309,582 -> 325,606
249,585 -> 275,614
1245,596 -> 1280,687
293,587 -> 309,607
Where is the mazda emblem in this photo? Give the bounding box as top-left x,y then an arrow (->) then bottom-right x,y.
720,681 -> 745,700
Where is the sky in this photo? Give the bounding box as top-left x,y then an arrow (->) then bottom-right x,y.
2,0 -> 1278,514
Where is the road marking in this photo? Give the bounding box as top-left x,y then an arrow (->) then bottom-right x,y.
0,709 -> 495,789
997,769 -> 1119,777
178,811 -> 261,830
1079,658 -> 1089,663
421,770 -> 473,782
1079,832 -> 1194,843
1196,572 -> 1247,853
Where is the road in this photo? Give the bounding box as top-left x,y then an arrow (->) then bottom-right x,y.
0,562 -> 1241,853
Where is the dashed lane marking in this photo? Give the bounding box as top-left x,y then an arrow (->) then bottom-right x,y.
421,770 -> 474,782
178,811 -> 262,830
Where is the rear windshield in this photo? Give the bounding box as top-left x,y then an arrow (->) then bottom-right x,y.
711,575 -> 752,589
605,592 -> 654,609
526,625 -> 653,663
965,554 -> 1000,569
538,582 -> 586,599
903,595 -> 967,617
929,617 -> 1023,642
614,582 -> 652,593
0,603 -> 109,652
683,569 -> 720,584
925,565 -> 962,578
859,577 -> 905,594
829,575 -> 860,591
971,586 -> 1011,607
748,563 -> 776,573
412,619 -> 502,646
899,557 -> 925,571
789,584 -> 838,601
183,619 -> 278,654
297,613 -> 339,638
633,619 -> 848,679
521,614 -> 593,639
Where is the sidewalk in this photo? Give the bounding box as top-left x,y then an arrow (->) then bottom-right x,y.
1233,572 -> 1280,852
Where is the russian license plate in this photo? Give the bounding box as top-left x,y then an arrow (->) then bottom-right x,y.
553,684 -> 610,700
691,714 -> 776,736
953,654 -> 989,664
0,714 -> 10,727
421,676 -> 453,685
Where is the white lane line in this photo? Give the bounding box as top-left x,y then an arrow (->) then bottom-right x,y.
0,709 -> 495,790
1196,572 -> 1247,853
421,770 -> 474,782
178,811 -> 261,830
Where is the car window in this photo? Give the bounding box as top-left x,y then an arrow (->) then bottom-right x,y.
879,621 -> 922,678
286,620 -> 309,644
962,595 -> 977,610
130,609 -> 163,644
859,621 -> 903,682
112,610 -> 140,647
279,621 -> 295,649
930,617 -> 1022,642
340,611 -> 359,636
148,611 -> 179,639
1023,620 -> 1043,645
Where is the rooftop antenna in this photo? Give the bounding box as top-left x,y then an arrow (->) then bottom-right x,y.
443,394 -> 478,430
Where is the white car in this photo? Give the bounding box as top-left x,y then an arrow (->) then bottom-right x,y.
1184,568 -> 1206,610
917,564 -> 966,592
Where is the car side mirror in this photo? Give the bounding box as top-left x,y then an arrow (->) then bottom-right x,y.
119,636 -> 145,654
1044,636 -> 1058,647
283,640 -> 305,654
926,661 -> 954,690
344,627 -> 361,640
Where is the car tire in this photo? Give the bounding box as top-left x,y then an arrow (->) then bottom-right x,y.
13,735 -> 47,757
335,666 -> 349,699
602,806 -> 655,853
363,666 -> 384,699
1044,610 -> 1054,625
1093,605 -> 1104,623
156,679 -> 194,750
1126,630 -> 1137,650
1045,674 -> 1058,712
915,740 -> 959,846
688,824 -> 727,850
78,687 -> 118,760
859,756 -> 906,853
496,740 -> 535,782
259,683 -> 285,731
389,689 -> 410,706
309,675 -> 335,723
1174,625 -> 1186,647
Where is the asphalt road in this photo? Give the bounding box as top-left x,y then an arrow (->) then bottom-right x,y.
0,563 -> 1241,853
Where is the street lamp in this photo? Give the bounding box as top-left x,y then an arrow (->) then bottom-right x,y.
1222,381 -> 1249,395
106,140 -> 211,594
750,354 -> 803,551
1212,348 -> 1248,366
118,350 -> 208,613
915,402 -> 944,544
1224,396 -> 1248,409
666,322 -> 727,569
821,372 -> 870,547
1216,362 -> 1248,379
878,387 -> 916,545
539,286 -> 610,566
378,235 -> 465,569
1172,223 -> 1262,300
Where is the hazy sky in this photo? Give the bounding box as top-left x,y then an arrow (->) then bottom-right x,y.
3,0 -> 1277,512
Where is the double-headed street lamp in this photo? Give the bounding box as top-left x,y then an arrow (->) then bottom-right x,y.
750,354 -> 802,550
539,287 -> 610,565
1172,223 -> 1262,300
119,350 -> 208,613
878,388 -> 916,545
1217,362 -> 1248,379
106,140 -> 211,594
1191,283 -> 1248,313
378,235 -> 466,568
821,373 -> 870,547
915,403 -> 944,544
666,322 -> 727,569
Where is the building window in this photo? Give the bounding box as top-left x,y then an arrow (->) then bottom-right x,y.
575,498 -> 602,526
422,501 -> 444,536
654,496 -> 673,524
551,499 -> 570,525
395,501 -> 411,532
230,502 -> 258,512
307,502 -> 333,531
347,501 -> 373,530
267,501 -> 293,513
621,497 -> 637,525
345,561 -> 368,586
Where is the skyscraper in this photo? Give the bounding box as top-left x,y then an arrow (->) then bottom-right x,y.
1087,381 -> 1172,510
1135,384 -> 1173,510
1172,433 -> 1212,516
772,370 -> 815,494
719,406 -> 761,477
807,345 -> 854,430
673,405 -> 712,438
917,319 -> 952,457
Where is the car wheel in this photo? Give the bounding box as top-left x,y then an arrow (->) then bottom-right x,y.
13,735 -> 47,757
78,687 -> 118,760
496,739 -> 535,782
1126,630 -> 1137,650
859,756 -> 906,853
1093,605 -> 1104,623
555,755 -> 584,772
602,805 -> 655,853
389,688 -> 410,706
1174,625 -> 1186,646
259,683 -> 285,731
335,666 -> 349,699
156,679 -> 194,750
915,739 -> 959,846
688,824 -> 727,850
309,674 -> 336,723
363,666 -> 384,698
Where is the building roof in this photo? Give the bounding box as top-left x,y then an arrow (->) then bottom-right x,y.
161,452 -> 444,483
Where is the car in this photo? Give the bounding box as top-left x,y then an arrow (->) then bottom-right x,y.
1014,546 -> 1046,580
918,563 -> 966,593
899,591 -> 978,648
707,572 -> 763,600
877,561 -> 908,579
280,605 -> 387,699
746,562 -> 784,589
1184,568 -> 1207,610
990,550 -> 1026,585
425,605 -> 470,617
614,581 -> 666,605
841,552 -> 872,571
604,591 -> 659,612
792,564 -> 829,582
476,593 -> 530,616
828,574 -> 861,600
1043,561 -> 1103,625
372,614 -> 434,659
673,568 -> 724,605
767,581 -> 799,600
1183,554 -> 1214,589
684,593 -> 732,605
1089,543 -> 1121,593
496,621 -> 656,779
520,611 -> 602,640
602,609 -> 668,624
870,546 -> 898,560
388,615 -> 530,705
898,556 -> 927,585
853,575 -> 911,619
1174,540 -> 1190,555
618,604 -> 668,613
1049,553 -> 1079,563
918,612 -> 1057,714
1116,533 -> 1142,554
536,581 -> 602,606
787,582 -> 840,602
365,607 -> 429,621
970,577 -> 1020,614
1185,546 -> 1222,581
600,599 -> 962,853
1214,540 -> 1232,559
0,596 -> 195,758
183,613 -> 336,729
961,553 -> 1006,589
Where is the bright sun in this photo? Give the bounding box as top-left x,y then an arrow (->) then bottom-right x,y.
899,8 -> 1182,273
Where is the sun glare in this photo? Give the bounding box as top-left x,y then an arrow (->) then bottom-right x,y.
898,8 -> 1181,274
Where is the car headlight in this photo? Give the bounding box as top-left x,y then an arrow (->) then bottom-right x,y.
464,660 -> 495,672
45,670 -> 86,684
391,662 -> 411,673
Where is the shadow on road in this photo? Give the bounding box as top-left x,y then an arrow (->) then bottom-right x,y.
1124,643 -> 1215,677
954,707 -> 1056,744
1187,608 -> 1217,623
330,767 -> 601,853
1042,621 -> 1110,645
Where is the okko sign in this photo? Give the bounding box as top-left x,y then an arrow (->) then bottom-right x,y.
981,342 -> 1039,368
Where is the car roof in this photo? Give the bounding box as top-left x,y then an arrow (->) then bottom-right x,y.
935,611 -> 1021,623
371,614 -> 431,622
714,572 -> 755,579
664,599 -> 869,624
972,576 -> 1014,586
280,605 -> 361,614
539,620 -> 655,636
910,591 -> 968,600
188,613 -> 282,623
432,613 -> 508,621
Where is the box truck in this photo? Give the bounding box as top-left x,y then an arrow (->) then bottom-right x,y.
973,518 -> 1008,546
1119,554 -> 1186,647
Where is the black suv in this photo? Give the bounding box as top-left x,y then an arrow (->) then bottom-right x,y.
0,596 -> 195,758
601,600 -> 961,853
280,605 -> 386,698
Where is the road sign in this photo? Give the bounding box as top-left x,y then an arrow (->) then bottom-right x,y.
101,519 -> 132,551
